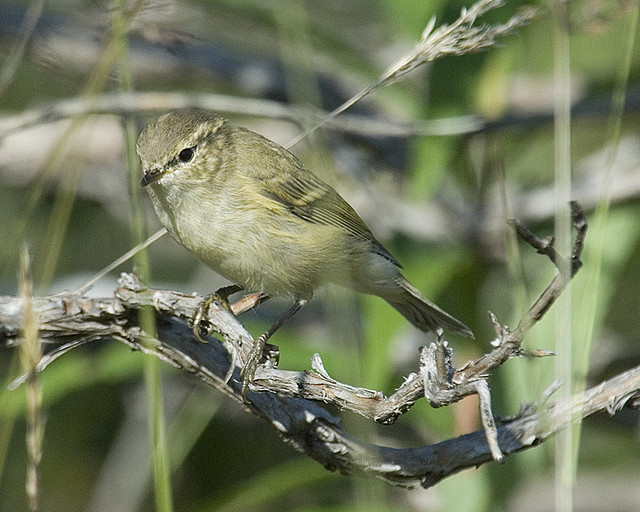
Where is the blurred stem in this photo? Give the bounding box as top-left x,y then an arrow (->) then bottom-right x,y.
113,1 -> 174,511
273,0 -> 320,111
271,0 -> 341,185
552,2 -> 574,511
4,0 -> 145,289
578,2 -> 639,374
213,457 -> 333,512
19,248 -> 43,512
0,0 -> 45,101
37,154 -> 85,290
0,356 -> 19,488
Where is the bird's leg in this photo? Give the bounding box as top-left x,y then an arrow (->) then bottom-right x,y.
192,284 -> 243,342
231,293 -> 270,316
241,298 -> 307,399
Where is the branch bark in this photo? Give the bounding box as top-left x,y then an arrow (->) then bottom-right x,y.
2,202 -> 638,487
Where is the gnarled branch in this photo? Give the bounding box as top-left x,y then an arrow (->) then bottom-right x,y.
2,202 -> 638,487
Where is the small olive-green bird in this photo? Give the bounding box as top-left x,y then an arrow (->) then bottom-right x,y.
137,109 -> 472,384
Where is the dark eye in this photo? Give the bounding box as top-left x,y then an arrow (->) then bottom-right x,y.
178,147 -> 195,163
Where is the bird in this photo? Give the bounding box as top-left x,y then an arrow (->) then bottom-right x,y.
136,109 -> 473,393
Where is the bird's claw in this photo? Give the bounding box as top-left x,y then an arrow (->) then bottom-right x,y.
239,336 -> 279,401
191,285 -> 242,343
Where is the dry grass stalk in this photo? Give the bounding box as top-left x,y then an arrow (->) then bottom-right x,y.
18,248 -> 44,512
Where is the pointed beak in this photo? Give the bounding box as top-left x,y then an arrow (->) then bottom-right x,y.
140,168 -> 164,187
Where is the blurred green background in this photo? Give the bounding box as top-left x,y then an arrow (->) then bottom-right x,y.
1,0 -> 640,511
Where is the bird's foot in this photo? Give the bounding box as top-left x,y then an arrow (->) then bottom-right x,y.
191,284 -> 242,343
240,335 -> 279,401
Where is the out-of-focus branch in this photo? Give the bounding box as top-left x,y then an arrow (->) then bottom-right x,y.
0,0 -> 45,99
0,91 -> 483,140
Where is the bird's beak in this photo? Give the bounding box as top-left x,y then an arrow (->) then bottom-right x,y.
140,168 -> 164,187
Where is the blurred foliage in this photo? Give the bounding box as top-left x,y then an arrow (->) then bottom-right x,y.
1,0 -> 640,511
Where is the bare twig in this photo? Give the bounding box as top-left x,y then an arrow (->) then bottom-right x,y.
420,334 -> 503,462
75,228 -> 168,294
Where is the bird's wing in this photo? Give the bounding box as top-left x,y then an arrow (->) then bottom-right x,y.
259,173 -> 401,267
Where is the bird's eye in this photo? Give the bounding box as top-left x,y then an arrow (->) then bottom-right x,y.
178,147 -> 195,163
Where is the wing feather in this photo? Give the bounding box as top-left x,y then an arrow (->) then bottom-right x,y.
260,174 -> 401,267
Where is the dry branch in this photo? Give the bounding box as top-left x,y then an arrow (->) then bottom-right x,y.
2,201 -> 639,487
1,279 -> 638,487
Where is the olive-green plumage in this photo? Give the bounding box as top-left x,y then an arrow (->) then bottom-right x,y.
137,109 -> 472,338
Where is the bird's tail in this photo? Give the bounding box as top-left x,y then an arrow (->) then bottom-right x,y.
386,278 -> 474,338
